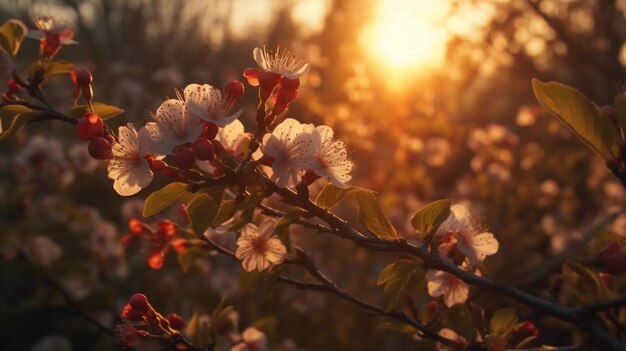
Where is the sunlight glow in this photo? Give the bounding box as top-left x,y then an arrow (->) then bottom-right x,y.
361,0 -> 449,81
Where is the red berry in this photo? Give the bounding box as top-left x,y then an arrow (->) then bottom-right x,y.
193,138 -> 216,161
224,80 -> 245,102
129,293 -> 150,313
128,219 -> 146,236
87,137 -> 112,160
76,112 -> 104,140
166,313 -> 186,330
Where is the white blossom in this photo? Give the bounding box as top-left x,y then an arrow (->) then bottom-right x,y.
25,236 -> 63,267
145,99 -> 203,154
434,204 -> 498,266
426,269 -> 469,307
295,125 -> 353,188
231,327 -> 268,351
27,15 -> 77,45
236,218 -> 286,272
183,83 -> 242,126
261,118 -> 310,188
107,123 -> 159,196
216,119 -> 246,156
253,46 -> 309,79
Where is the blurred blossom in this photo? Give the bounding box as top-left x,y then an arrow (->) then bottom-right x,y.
30,335 -> 73,351
486,163 -> 511,182
519,142 -> 544,170
67,143 -> 99,173
60,277 -> 93,301
89,219 -> 128,278
152,66 -> 184,86
603,180 -> 625,203
540,179 -> 560,197
121,198 -> 145,220
425,137 -> 450,167
25,236 -> 63,267
67,205 -> 102,233
516,105 -> 542,127
13,135 -> 75,187
209,268 -> 239,296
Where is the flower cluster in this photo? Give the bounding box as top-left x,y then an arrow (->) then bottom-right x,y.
119,293 -> 187,346
122,218 -> 187,270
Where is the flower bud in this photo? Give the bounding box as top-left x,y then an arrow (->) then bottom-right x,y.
202,122 -> 219,140
166,313 -> 186,330
128,218 -> 146,236
6,79 -> 21,95
119,325 -> 140,346
129,293 -> 150,313
193,138 -> 216,161
513,321 -> 538,339
224,80 -> 245,102
172,146 -> 196,169
87,137 -> 112,160
75,68 -> 93,87
156,220 -> 176,240
121,304 -> 143,322
76,112 -> 104,140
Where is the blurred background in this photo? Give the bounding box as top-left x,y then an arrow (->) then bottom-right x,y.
1,0 -> 626,350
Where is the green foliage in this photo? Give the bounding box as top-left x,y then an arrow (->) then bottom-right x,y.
46,61 -> 74,76
229,187 -> 265,231
377,259 -> 424,312
532,79 -> 615,159
143,182 -> 191,217
188,192 -> 224,235
70,102 -> 125,120
0,105 -> 37,141
355,190 -> 397,240
177,246 -> 209,273
562,261 -> 607,302
410,199 -> 451,240
490,308 -> 518,336
315,183 -> 354,209
0,19 -> 27,56
211,200 -> 237,228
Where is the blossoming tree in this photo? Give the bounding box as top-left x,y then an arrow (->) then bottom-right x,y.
2,16 -> 626,351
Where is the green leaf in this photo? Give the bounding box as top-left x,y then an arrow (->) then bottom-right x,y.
0,112 -> 38,140
410,199 -> 452,239
177,247 -> 208,273
211,200 -> 237,228
532,79 -> 615,159
0,104 -> 32,119
188,193 -> 222,235
593,229 -> 626,252
70,102 -> 124,120
0,19 -> 27,56
315,183 -> 352,210
376,321 -> 418,334
143,182 -> 190,217
490,308 -> 518,336
229,187 -> 264,231
355,190 -> 397,240
562,261 -> 606,301
377,259 -> 424,312
46,60 -> 74,76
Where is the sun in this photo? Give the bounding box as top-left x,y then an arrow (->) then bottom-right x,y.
361,1 -> 449,77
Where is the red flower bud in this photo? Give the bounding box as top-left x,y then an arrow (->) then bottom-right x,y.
166,313 -> 186,330
75,68 -> 93,87
129,293 -> 150,313
202,122 -> 219,139
224,80 -> 245,102
6,79 -> 21,94
193,138 -> 216,161
156,220 -> 176,240
172,146 -> 195,169
148,251 -> 165,270
280,77 -> 300,90
243,68 -> 260,86
513,321 -> 538,339
88,137 -> 113,160
76,112 -> 104,140
121,304 -> 143,322
119,325 -> 140,346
